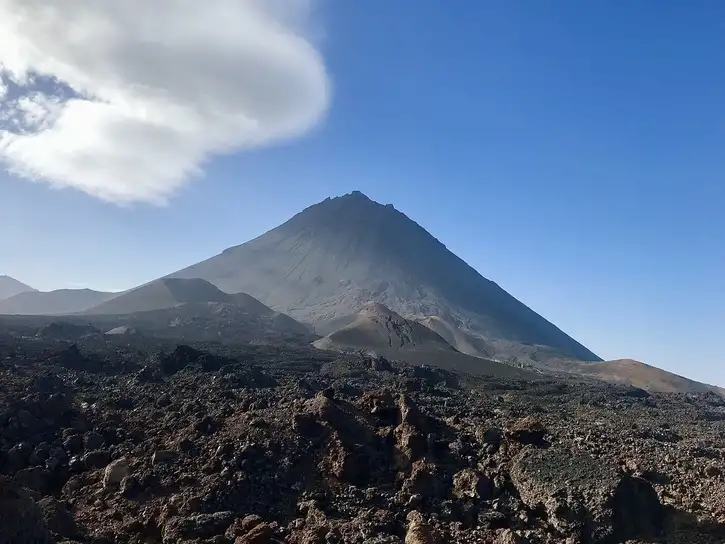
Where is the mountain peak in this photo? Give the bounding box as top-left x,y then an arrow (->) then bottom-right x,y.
313,191 -> 396,214
345,189 -> 369,200
277,191 -> 424,252
340,190 -> 397,209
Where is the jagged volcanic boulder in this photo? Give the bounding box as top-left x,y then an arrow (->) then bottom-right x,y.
510,447 -> 663,542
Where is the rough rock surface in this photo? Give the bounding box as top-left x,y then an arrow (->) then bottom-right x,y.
0,333 -> 724,543
0,475 -> 54,543
405,510 -> 438,543
511,447 -> 662,542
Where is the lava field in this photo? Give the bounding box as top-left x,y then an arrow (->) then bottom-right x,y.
1,334 -> 725,543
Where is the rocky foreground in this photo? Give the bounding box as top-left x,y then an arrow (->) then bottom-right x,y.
1,338 -> 724,543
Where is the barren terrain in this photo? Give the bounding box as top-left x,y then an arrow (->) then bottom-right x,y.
1,327 -> 724,543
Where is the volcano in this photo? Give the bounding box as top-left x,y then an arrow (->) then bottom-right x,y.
169,191 -> 600,364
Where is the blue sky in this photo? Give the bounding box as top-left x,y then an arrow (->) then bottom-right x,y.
1,1 -> 724,384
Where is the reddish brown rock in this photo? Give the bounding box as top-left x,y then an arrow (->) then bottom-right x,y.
394,421 -> 426,466
452,468 -> 492,500
403,459 -> 443,498
405,510 -> 438,544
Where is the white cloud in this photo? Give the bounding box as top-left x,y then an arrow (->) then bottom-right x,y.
0,0 -> 330,204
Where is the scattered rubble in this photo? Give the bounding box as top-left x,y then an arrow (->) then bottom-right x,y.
0,335 -> 724,543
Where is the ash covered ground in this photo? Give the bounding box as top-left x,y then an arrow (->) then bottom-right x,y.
1,330 -> 724,543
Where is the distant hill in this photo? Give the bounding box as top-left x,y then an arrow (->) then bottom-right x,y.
0,276 -> 35,301
572,359 -> 725,395
86,278 -> 230,315
0,288 -> 115,315
313,303 -> 456,355
84,277 -> 309,337
169,191 -> 600,365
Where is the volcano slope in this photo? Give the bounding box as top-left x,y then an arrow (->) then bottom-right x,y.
0,275 -> 35,301
417,315 -> 495,359
0,330 -> 724,543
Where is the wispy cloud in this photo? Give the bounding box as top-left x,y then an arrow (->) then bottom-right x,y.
0,0 -> 330,204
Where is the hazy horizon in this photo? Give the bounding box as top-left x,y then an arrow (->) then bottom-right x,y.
2,2 -> 723,386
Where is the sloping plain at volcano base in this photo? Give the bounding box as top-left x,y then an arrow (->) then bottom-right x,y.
169,191 -> 600,366
315,306 -> 723,392
569,359 -> 725,395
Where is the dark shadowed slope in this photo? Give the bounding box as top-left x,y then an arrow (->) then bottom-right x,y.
0,276 -> 35,300
170,191 -> 600,364
0,289 -> 115,315
85,278 -> 232,315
